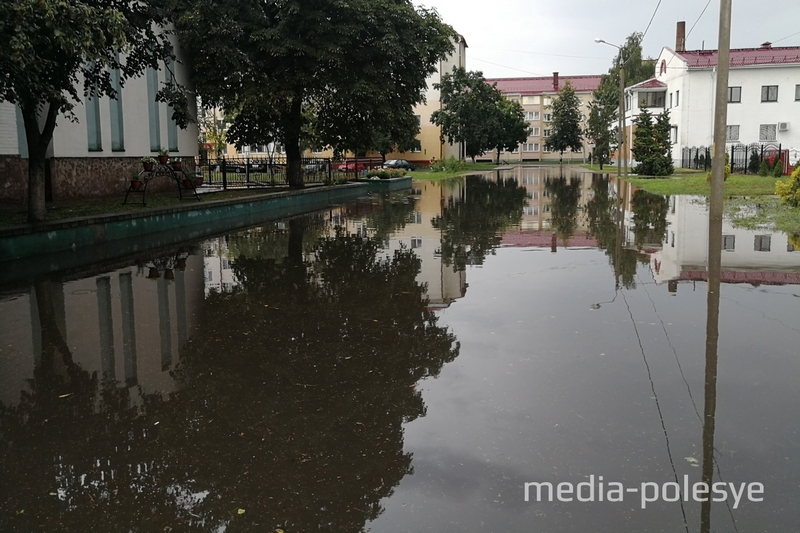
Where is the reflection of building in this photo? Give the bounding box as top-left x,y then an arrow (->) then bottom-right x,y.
638,196 -> 800,286
496,167 -> 598,248
331,181 -> 468,309
484,74 -> 602,163
0,255 -> 205,407
203,238 -> 239,295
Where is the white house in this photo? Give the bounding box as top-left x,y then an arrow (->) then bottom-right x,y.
623,23 -> 800,171
0,36 -> 198,202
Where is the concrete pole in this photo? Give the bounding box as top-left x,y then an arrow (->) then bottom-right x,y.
701,1 -> 731,532
617,68 -> 623,178
620,67 -> 627,177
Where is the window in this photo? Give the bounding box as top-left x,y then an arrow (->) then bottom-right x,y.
543,97 -> 552,106
543,129 -> 551,137
795,84 -> 800,101
727,86 -> 741,103
726,125 -> 740,142
754,235 -> 771,252
508,97 -> 520,103
411,237 -> 422,249
639,91 -> 666,108
410,139 -> 422,153
510,147 -> 519,154
412,211 -> 422,224
109,61 -> 124,151
543,145 -> 551,153
524,111 -> 539,121
543,113 -> 552,122
669,93 -> 673,107
522,95 -> 540,105
146,67 -> 161,151
671,126 -> 678,144
660,60 -> 667,75
759,124 -> 777,142
761,85 -> 778,102
533,143 -> 539,152
532,127 -> 540,136
523,143 -> 538,152
722,235 -> 735,251
523,206 -> 538,216
675,90 -> 680,106
86,88 -> 102,151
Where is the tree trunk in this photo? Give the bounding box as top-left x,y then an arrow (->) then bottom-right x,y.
285,94 -> 304,188
495,149 -> 500,165
22,102 -> 58,223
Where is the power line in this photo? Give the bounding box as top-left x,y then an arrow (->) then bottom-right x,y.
772,30 -> 800,44
642,0 -> 664,39
468,56 -> 546,77
687,0 -> 714,39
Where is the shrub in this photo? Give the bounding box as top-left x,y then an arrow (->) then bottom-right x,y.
429,156 -> 466,173
748,150 -> 761,174
758,159 -> 771,176
705,153 -> 730,182
775,165 -> 800,207
772,158 -> 784,177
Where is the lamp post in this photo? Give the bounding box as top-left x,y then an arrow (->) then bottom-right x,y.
595,38 -> 628,178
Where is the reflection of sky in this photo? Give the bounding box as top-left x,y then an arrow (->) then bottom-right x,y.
369,246 -> 800,532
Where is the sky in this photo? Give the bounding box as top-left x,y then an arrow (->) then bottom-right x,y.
413,0 -> 800,79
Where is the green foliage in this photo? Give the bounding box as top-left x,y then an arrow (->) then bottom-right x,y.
544,177 -> 581,240
772,157 -> 785,177
544,81 -> 583,160
173,0 -> 456,187
748,149 -> 761,174
429,156 -> 467,173
489,97 -> 531,163
594,32 -> 655,110
632,109 -> 673,176
365,169 -> 406,180
431,67 -> 501,161
706,153 -> 731,182
775,165 -> 800,207
586,99 -> 614,169
759,159 -> 771,176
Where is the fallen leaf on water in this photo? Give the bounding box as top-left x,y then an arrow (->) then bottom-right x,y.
237,508 -> 245,515
58,393 -> 73,399
685,457 -> 698,464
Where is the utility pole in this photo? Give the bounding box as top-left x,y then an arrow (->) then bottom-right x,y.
619,66 -> 627,177
701,1 -> 731,533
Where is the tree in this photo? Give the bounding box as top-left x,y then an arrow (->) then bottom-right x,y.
172,0 -> 455,188
431,67 -> 500,161
0,0 -> 190,222
544,81 -> 583,163
632,109 -> 673,176
489,98 -> 530,164
585,99 -> 615,169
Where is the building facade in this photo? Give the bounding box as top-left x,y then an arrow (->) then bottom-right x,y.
484,74 -> 602,163
623,24 -> 800,170
0,37 -> 198,203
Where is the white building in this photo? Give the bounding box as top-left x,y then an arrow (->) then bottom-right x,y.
0,36 -> 198,202
624,24 -> 800,170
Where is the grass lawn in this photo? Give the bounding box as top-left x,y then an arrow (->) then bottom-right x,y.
408,162 -> 499,180
725,197 -> 800,237
626,173 -> 780,196
0,189 -> 291,229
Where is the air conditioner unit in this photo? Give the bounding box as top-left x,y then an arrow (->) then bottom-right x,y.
778,122 -> 790,132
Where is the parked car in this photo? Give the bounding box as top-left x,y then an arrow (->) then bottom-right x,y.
337,161 -> 370,172
382,159 -> 415,171
304,162 -> 327,174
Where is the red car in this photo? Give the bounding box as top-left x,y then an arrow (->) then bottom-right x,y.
337,161 -> 371,172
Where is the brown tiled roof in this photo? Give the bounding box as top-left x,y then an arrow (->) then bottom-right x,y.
673,46 -> 800,68
487,75 -> 602,95
678,270 -> 800,286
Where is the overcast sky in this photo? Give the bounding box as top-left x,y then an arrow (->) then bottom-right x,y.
414,0 -> 800,79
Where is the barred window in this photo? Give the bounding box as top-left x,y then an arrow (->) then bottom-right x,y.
759,124 -> 777,142
725,125 -> 739,142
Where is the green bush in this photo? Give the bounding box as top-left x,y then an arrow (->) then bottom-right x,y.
429,156 -> 466,173
758,159 -> 771,176
705,153 -> 730,182
748,150 -> 761,174
775,165 -> 800,207
772,158 -> 784,177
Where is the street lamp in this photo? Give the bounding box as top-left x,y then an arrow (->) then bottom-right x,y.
595,38 -> 628,178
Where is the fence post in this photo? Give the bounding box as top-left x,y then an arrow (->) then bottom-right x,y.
222,156 -> 228,190
327,158 -> 332,184
245,153 -> 250,187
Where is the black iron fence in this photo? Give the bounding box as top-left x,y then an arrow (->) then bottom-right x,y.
194,156 -> 387,189
681,143 -> 789,174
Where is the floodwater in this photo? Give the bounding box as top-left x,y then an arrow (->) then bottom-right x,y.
1,168 -> 799,532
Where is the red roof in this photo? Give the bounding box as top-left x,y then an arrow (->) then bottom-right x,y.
487,75 -> 602,95
502,231 -> 598,248
628,77 -> 667,90
674,46 -> 800,68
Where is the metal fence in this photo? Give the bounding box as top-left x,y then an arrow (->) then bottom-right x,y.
195,156 -> 387,189
681,143 -> 789,174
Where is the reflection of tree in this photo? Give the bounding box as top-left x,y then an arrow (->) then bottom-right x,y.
586,176 -> 647,289
630,189 -> 670,247
365,194 -> 417,242
432,174 -> 527,271
0,221 -> 459,532
544,177 -> 581,241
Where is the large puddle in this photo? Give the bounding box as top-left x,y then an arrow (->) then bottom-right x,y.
1,167 -> 798,531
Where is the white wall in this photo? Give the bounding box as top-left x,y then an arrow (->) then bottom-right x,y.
0,102 -> 19,155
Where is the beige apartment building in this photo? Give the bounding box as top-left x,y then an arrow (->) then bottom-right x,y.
483,73 -> 602,163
